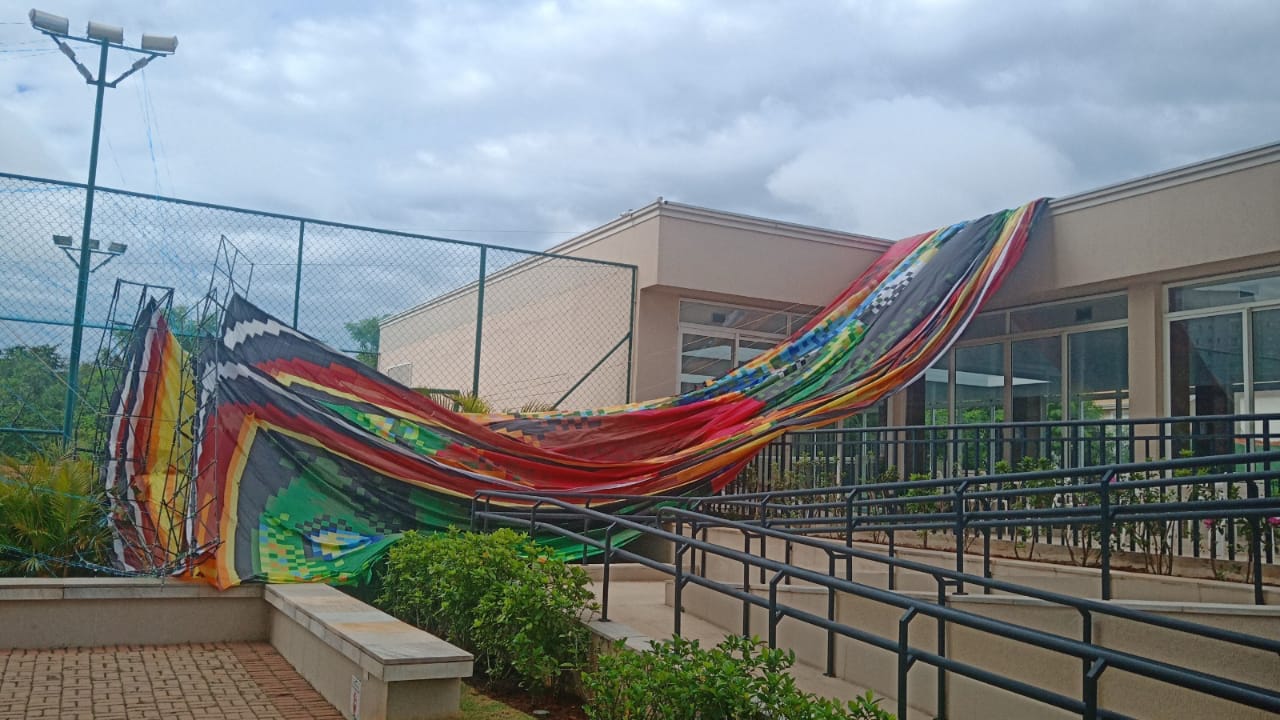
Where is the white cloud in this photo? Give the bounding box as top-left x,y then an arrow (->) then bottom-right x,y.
0,0 -> 1277,247
765,97 -> 1073,238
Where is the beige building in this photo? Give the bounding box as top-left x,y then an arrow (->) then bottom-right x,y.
380,142 -> 1280,432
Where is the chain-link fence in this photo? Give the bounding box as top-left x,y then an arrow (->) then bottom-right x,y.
0,171 -> 636,450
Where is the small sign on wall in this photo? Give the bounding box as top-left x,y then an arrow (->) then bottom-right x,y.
350,675 -> 361,719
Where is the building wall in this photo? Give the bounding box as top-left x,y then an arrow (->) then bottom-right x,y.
655,212 -> 888,307
978,149 -> 1280,418
379,204 -> 890,408
378,251 -> 634,411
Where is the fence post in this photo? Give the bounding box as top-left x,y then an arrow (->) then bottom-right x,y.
291,220 -> 305,328
471,246 -> 487,397
625,265 -> 637,403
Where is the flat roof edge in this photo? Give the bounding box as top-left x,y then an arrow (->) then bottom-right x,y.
1051,141 -> 1280,213
546,199 -> 891,258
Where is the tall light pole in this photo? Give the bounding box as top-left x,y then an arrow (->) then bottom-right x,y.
27,9 -> 177,445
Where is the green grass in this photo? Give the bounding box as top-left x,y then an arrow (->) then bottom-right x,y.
460,685 -> 533,719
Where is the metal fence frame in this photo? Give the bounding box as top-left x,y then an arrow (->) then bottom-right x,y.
0,170 -> 638,445
734,412 -> 1280,493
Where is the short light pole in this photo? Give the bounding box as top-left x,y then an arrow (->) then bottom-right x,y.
28,9 -> 177,445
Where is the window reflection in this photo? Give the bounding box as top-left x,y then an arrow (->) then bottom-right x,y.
1169,314 -> 1244,456
679,334 -> 733,394
1068,328 -> 1129,420
955,344 -> 1005,424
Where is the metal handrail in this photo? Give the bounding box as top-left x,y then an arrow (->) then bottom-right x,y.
472,491 -> 1280,720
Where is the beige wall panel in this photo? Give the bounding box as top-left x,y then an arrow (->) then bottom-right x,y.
656,216 -> 885,307
991,160 -> 1280,308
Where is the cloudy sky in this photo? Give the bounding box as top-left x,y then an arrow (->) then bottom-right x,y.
2,0 -> 1278,245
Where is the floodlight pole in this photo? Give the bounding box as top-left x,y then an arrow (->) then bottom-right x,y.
60,37 -> 109,446
29,9 -> 176,445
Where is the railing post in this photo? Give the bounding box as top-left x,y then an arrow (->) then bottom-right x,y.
784,539 -> 793,585
1247,480 -> 1264,605
601,524 -> 613,622
768,571 -> 784,649
1078,608 -> 1093,681
742,529 -> 752,637
1098,470 -> 1114,601
982,497 -> 993,593
674,515 -> 685,637
897,607 -> 918,720
936,577 -> 949,719
759,494 -> 771,585
888,528 -> 897,591
826,553 -> 837,677
954,480 -> 969,594
1083,658 -> 1106,720
844,487 -> 857,548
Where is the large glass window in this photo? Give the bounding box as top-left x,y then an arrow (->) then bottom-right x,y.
1169,273 -> 1280,312
1167,268 -> 1280,457
1169,314 -> 1245,418
955,344 -> 1005,424
1012,337 -> 1062,423
902,292 -> 1128,472
679,333 -> 734,393
1254,309 -> 1280,416
1009,295 -> 1127,334
677,300 -> 822,393
1068,328 -> 1129,420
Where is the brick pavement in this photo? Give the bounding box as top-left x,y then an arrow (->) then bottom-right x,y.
0,642 -> 345,720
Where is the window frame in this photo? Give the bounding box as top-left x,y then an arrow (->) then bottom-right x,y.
675,298 -> 815,394
1163,267 -> 1280,419
923,291 -> 1130,426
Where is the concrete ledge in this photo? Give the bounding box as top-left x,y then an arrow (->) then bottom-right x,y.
0,578 -> 268,648
582,562 -> 673,583
587,618 -> 655,654
265,583 -> 473,720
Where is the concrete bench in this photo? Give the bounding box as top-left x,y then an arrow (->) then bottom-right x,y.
265,583 -> 473,720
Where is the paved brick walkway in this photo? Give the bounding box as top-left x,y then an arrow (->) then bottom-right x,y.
0,642 -> 344,720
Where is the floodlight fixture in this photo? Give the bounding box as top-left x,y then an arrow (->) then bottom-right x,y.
52,234 -> 73,247
141,34 -> 178,54
28,9 -> 69,35
107,242 -> 127,254
85,239 -> 100,250
85,21 -> 123,45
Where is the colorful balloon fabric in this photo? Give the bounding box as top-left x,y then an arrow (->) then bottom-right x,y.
104,199 -> 1048,587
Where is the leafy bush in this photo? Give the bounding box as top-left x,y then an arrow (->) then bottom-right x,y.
584,634 -> 893,720
377,528 -> 597,694
0,453 -> 110,577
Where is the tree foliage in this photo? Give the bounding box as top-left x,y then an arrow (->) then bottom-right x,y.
344,316 -> 382,367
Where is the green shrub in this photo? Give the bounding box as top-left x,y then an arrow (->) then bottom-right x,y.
0,453 -> 110,577
584,634 -> 893,720
377,528 -> 596,694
